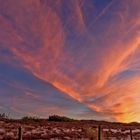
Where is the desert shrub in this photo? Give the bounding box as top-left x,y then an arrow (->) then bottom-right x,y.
85,127 -> 98,140
48,115 -> 74,122
129,122 -> 139,126
85,126 -> 105,140
21,116 -> 40,122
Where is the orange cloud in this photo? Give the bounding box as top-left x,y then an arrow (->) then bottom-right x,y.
96,36 -> 140,88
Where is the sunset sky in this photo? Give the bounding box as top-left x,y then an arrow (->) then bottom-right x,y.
0,0 -> 140,123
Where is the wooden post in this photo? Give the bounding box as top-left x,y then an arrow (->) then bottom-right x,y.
98,125 -> 101,140
130,128 -> 133,140
18,126 -> 22,140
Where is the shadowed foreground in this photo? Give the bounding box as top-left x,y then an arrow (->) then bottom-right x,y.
0,118 -> 140,140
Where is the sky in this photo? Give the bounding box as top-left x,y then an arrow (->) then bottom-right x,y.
0,0 -> 140,123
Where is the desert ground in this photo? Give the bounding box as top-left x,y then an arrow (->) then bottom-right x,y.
0,119 -> 140,140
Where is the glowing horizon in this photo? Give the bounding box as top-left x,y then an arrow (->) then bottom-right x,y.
0,0 -> 140,123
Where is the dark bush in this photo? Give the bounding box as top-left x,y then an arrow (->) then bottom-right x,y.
48,115 -> 74,122
21,116 -> 40,122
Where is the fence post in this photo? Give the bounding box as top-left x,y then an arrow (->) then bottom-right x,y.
130,128 -> 133,140
98,125 -> 101,140
18,126 -> 22,140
